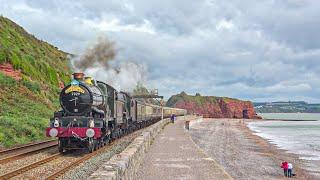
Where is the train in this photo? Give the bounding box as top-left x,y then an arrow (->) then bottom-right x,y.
46,73 -> 186,153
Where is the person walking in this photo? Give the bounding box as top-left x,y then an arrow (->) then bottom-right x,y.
170,114 -> 175,123
288,162 -> 293,178
281,161 -> 288,177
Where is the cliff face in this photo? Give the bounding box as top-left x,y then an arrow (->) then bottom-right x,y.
167,92 -> 261,119
0,63 -> 21,80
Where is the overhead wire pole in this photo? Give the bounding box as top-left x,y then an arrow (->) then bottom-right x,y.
160,100 -> 164,120
162,107 -> 164,120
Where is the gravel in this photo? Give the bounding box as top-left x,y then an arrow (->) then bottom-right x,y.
0,147 -> 58,176
59,140 -> 131,179
59,130 -> 143,180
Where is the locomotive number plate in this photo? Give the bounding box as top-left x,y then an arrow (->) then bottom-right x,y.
65,85 -> 85,94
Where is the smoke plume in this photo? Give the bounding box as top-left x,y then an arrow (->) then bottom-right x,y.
73,37 -> 147,92
73,37 -> 116,71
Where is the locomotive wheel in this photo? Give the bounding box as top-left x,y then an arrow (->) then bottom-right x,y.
104,136 -> 110,145
118,129 -> 121,137
58,139 -> 64,153
88,138 -> 94,153
99,139 -> 103,148
97,140 -> 101,149
93,139 -> 98,151
96,142 -> 99,150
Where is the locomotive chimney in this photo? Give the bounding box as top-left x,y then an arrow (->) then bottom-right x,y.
72,72 -> 85,81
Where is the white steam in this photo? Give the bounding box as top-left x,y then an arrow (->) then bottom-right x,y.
86,62 -> 147,92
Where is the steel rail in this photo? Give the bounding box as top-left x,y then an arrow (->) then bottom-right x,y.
45,141 -> 116,180
0,140 -> 57,156
0,153 -> 61,179
0,141 -> 58,164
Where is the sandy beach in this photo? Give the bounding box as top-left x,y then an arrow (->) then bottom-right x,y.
189,118 -> 318,180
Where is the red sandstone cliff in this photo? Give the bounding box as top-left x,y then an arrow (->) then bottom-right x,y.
0,63 -> 21,80
166,92 -> 261,119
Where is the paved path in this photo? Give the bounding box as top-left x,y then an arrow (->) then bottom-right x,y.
135,117 -> 233,180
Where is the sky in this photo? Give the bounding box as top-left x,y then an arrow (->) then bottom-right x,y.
1,0 -> 320,102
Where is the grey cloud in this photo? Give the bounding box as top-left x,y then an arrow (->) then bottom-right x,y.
1,0 -> 320,102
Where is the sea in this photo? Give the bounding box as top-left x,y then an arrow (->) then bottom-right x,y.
248,113 -> 320,176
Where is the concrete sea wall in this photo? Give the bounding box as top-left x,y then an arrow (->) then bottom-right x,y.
89,118 -> 171,180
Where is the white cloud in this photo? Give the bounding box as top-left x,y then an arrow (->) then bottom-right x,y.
265,82 -> 312,93
82,17 -> 156,34
216,19 -> 234,31
11,3 -> 41,13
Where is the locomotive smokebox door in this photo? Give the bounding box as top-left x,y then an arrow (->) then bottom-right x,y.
60,80 -> 93,115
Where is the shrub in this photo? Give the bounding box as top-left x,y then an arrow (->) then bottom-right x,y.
10,51 -> 22,69
47,66 -> 58,85
22,79 -> 40,93
0,72 -> 17,86
0,48 -> 9,63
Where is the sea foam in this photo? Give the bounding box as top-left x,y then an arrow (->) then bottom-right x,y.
248,119 -> 320,174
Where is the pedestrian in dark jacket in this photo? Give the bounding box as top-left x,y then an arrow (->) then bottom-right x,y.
281,161 -> 288,177
170,114 -> 175,123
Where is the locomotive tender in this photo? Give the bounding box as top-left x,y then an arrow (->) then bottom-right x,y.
46,73 -> 186,153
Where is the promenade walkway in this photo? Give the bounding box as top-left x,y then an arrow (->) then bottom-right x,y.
135,117 -> 232,180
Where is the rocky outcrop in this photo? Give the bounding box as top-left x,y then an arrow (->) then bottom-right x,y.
167,92 -> 261,119
0,63 -> 21,80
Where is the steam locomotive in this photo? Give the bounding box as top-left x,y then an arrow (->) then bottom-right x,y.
46,73 -> 186,153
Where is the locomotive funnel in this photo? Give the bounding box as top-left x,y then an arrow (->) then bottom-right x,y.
73,72 -> 85,81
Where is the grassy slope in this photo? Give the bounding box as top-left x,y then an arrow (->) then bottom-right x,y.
0,16 -> 71,147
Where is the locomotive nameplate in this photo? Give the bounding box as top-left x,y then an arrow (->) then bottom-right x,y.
65,86 -> 85,94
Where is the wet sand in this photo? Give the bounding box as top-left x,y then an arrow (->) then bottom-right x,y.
189,118 -> 317,180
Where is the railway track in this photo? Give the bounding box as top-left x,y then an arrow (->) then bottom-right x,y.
0,140 -> 57,156
45,129 -> 146,180
0,130 -> 141,179
45,141 -> 116,180
0,140 -> 58,164
0,153 -> 62,179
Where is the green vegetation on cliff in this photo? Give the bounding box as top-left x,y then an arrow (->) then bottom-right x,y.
166,92 -> 257,119
0,16 -> 71,147
166,91 -> 241,107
